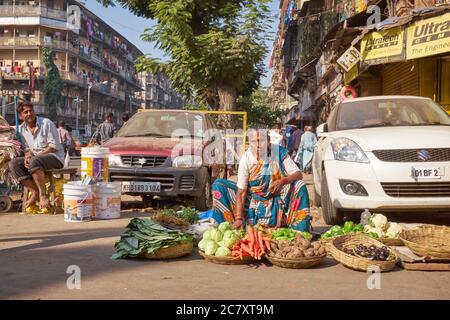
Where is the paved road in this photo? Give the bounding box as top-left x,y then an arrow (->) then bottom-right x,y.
1,175 -> 449,300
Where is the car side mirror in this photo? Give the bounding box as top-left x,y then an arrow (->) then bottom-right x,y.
316,123 -> 329,137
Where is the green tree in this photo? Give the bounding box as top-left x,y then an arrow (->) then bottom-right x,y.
98,0 -> 272,126
237,88 -> 283,128
42,47 -> 64,121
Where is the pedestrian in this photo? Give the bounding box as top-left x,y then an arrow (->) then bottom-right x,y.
95,113 -> 115,145
57,121 -> 73,156
284,125 -> 296,156
122,113 -> 130,127
8,102 -> 65,209
294,126 -> 317,173
269,123 -> 283,145
291,125 -> 304,158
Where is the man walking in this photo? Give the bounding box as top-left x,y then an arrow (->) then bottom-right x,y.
9,102 -> 65,209
57,121 -> 72,155
96,112 -> 115,144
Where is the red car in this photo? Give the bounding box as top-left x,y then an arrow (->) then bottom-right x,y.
104,110 -> 226,210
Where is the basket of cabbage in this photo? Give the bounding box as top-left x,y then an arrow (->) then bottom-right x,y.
198,222 -> 252,264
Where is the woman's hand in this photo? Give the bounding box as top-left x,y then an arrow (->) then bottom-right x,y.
269,178 -> 286,195
232,217 -> 244,229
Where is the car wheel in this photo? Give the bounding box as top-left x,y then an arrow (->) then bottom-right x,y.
0,196 -> 13,213
313,187 -> 321,207
194,170 -> 211,211
321,170 -> 343,225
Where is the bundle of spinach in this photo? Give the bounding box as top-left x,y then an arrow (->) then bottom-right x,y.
112,218 -> 194,259
155,207 -> 199,225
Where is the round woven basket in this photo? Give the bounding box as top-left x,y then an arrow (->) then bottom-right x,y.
329,234 -> 397,272
379,237 -> 404,246
140,241 -> 194,259
400,225 -> 450,259
266,253 -> 326,269
198,250 -> 255,265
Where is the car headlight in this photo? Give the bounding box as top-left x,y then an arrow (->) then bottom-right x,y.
109,154 -> 123,166
172,155 -> 202,168
331,138 -> 369,163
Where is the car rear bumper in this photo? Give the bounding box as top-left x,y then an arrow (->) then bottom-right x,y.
109,166 -> 207,197
324,159 -> 450,211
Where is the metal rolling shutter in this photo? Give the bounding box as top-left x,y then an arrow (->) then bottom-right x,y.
382,61 -> 419,96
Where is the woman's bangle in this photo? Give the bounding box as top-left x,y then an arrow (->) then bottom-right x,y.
235,216 -> 243,221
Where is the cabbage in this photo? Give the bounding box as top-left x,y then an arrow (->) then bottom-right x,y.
215,246 -> 231,257
202,228 -> 214,241
198,239 -> 211,251
217,240 -> 225,247
218,222 -> 232,233
205,241 -> 219,255
209,229 -> 223,242
222,232 -> 239,249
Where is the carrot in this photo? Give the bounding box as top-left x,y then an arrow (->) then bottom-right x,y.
258,231 -> 265,254
239,250 -> 243,260
247,226 -> 255,246
241,244 -> 253,256
263,240 -> 271,251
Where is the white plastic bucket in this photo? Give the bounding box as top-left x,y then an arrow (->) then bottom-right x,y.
93,182 -> 122,219
81,146 -> 110,182
63,181 -> 93,222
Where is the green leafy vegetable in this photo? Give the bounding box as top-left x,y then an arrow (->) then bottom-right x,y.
112,218 -> 194,259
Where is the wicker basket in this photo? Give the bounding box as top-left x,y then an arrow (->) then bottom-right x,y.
329,234 -> 397,272
266,253 -> 326,269
400,225 -> 450,259
198,250 -> 255,265
140,241 -> 194,259
379,237 -> 404,246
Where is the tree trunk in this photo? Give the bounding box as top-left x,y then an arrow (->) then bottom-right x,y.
217,83 -> 237,129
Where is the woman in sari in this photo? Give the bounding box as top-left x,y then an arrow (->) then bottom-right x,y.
211,128 -> 310,231
294,126 -> 317,173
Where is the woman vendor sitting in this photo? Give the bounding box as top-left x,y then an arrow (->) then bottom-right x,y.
211,128 -> 310,231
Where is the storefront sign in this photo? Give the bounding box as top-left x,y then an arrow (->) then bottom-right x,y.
337,46 -> 361,72
361,27 -> 404,64
344,64 -> 359,85
406,13 -> 450,60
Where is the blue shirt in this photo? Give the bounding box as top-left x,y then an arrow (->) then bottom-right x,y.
19,116 -> 65,163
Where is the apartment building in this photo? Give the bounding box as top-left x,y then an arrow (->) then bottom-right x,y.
143,72 -> 184,109
0,0 -> 144,128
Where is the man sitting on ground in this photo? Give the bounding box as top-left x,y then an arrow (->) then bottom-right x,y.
9,102 -> 65,209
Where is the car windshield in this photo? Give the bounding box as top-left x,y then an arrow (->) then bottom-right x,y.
336,98 -> 450,130
117,111 -> 205,138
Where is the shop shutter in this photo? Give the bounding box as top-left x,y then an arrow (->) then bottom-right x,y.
382,61 -> 419,96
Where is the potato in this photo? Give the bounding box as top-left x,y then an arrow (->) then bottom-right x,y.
286,252 -> 296,259
301,240 -> 311,250
304,248 -> 315,257
318,247 -> 326,255
312,242 -> 321,250
278,240 -> 290,248
282,246 -> 292,253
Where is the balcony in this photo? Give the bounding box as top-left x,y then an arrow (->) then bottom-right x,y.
0,5 -> 66,21
60,71 -> 88,86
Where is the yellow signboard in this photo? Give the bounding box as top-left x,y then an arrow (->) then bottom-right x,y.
361,27 -> 404,62
407,13 -> 450,60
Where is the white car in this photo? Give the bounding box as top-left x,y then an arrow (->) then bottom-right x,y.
312,96 -> 450,225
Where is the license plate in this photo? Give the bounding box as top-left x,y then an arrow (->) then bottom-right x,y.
121,182 -> 161,193
411,167 -> 444,180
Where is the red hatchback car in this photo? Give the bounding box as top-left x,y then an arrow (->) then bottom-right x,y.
104,110 -> 226,210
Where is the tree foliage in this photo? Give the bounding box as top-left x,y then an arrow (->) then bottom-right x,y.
42,47 -> 64,121
98,0 -> 272,114
237,88 -> 283,128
